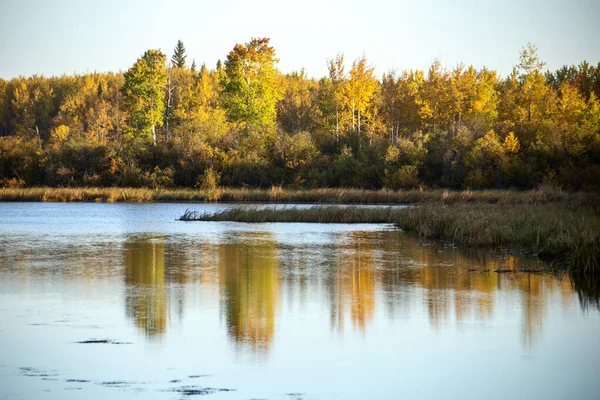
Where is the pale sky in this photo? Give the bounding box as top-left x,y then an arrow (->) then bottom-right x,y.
1,0 -> 599,79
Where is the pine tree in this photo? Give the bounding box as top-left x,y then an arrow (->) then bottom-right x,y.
171,40 -> 187,68
190,59 -> 197,72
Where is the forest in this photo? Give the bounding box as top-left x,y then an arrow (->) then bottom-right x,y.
1,38 -> 599,190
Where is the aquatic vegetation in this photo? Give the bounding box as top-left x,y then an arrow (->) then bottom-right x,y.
181,203 -> 600,271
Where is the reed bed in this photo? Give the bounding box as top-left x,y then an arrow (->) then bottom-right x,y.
180,204 -> 600,272
0,186 -> 596,206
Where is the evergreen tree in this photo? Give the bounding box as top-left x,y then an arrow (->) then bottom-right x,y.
171,40 -> 187,68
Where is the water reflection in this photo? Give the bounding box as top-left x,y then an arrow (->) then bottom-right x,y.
329,233 -> 377,333
218,233 -> 279,354
2,226 -> 598,357
570,272 -> 600,311
124,236 -> 168,339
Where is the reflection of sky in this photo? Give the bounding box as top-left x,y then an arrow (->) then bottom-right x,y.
0,203 -> 599,399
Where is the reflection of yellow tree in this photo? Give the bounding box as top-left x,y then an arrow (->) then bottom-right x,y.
124,237 -> 167,339
375,234 -> 579,348
330,232 -> 377,332
513,273 -> 545,348
218,234 -> 279,354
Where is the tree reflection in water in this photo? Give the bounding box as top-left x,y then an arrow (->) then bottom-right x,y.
117,229 -> 598,353
218,232 -> 279,355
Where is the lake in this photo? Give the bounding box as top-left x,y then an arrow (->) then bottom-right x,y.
0,202 -> 599,399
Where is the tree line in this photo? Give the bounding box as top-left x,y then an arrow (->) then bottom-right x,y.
1,39 -> 599,190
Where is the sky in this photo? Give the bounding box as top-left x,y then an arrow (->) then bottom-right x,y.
1,0 -> 599,79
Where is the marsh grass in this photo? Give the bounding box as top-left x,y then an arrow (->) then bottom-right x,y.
1,186 -> 597,206
180,206 -> 399,224
180,203 -> 600,272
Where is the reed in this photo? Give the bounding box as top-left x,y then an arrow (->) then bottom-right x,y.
1,186 -> 596,206
180,203 -> 600,272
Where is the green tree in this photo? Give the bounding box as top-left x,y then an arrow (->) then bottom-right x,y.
121,49 -> 167,144
277,70 -> 316,133
219,37 -> 280,129
171,40 -> 187,68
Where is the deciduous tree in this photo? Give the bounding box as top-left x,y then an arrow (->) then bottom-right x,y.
121,50 -> 167,144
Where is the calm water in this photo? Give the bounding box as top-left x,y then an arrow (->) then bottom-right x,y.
0,203 -> 599,400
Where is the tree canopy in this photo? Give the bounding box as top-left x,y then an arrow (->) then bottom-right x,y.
171,40 -> 187,68
1,40 -> 599,190
219,38 -> 280,129
121,49 -> 167,144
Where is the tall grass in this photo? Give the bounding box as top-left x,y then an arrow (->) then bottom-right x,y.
180,204 -> 600,272
1,186 -> 597,206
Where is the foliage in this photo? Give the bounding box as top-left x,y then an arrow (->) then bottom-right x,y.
0,41 -> 599,191
171,40 -> 187,68
121,49 -> 167,143
219,38 -> 280,129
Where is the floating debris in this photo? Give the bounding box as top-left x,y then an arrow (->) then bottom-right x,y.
19,367 -> 58,378
99,380 -> 135,388
165,385 -> 235,396
285,393 -> 306,399
76,339 -> 132,345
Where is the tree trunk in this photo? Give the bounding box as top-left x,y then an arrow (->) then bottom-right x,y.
165,75 -> 174,142
352,101 -> 355,130
335,108 -> 339,140
152,124 -> 156,145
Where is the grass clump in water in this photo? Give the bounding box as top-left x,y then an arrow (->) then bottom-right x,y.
180,203 -> 600,272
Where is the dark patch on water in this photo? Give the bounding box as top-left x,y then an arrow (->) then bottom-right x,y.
170,379 -> 182,383
72,324 -> 102,329
188,374 -> 211,379
19,367 -> 58,378
285,393 -> 306,400
494,269 -> 544,273
165,385 -> 236,396
66,379 -> 90,383
77,339 -> 132,345
64,387 -> 82,391
99,380 -> 135,388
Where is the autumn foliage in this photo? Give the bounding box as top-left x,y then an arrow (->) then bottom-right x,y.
1,40 -> 599,190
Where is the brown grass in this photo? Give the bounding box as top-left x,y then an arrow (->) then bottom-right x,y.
1,186 -> 596,206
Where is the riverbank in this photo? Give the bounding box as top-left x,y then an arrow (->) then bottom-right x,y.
180,204 -> 600,272
0,186 -> 597,206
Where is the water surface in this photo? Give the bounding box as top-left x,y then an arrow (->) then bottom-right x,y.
0,203 -> 599,399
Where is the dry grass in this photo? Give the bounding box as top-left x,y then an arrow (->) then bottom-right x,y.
180,203 -> 600,272
1,186 -> 597,206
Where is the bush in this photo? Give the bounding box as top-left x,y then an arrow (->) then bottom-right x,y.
386,165 -> 420,190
